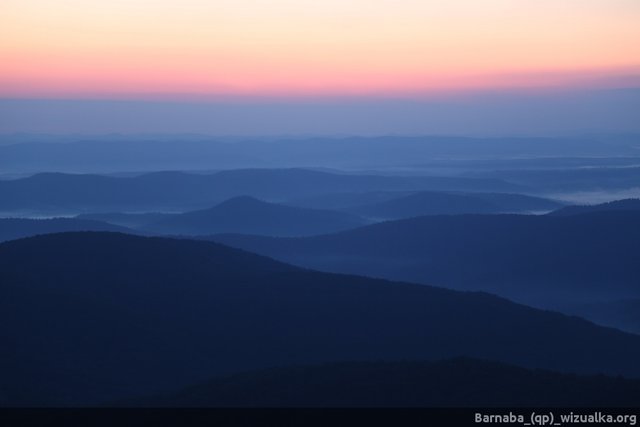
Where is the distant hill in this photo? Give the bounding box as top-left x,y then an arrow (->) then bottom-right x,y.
0,169 -> 524,216
3,232 -> 640,405
0,218 -> 130,243
3,135 -> 638,175
474,166 -> 640,192
549,198 -> 640,216
76,212 -> 172,228
143,196 -> 367,237
212,211 -> 640,305
348,191 -> 563,220
284,190 -> 417,211
124,358 -> 640,407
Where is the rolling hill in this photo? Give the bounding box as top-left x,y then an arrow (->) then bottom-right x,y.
123,358 -> 640,407
212,211 -> 640,306
3,232 -> 640,406
0,169 -> 524,215
560,298 -> 640,335
473,166 -> 640,192
284,190 -> 418,211
76,212 -> 172,228
142,196 -> 367,237
348,191 -> 563,220
0,218 -> 130,243
549,198 -> 640,216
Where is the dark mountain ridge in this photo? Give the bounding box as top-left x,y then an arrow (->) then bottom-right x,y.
123,358 -> 640,407
3,232 -> 640,405
0,217 -> 130,243
212,210 -> 640,303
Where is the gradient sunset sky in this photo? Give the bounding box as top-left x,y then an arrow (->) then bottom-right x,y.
1,0 -> 639,99
1,1 -> 639,134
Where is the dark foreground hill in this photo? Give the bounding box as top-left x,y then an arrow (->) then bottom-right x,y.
3,233 -> 640,406
348,191 -> 562,220
124,358 -> 640,407
212,211 -> 640,305
0,218 -> 130,243
561,299 -> 640,335
142,196 -> 367,236
549,198 -> 640,216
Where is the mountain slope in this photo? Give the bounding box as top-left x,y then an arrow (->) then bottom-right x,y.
143,196 -> 367,236
349,191 -> 562,220
124,358 -> 640,407
284,191 -> 417,210
0,218 -> 130,243
76,212 -> 171,228
212,211 -> 640,303
560,298 -> 640,335
3,232 -> 640,405
473,166 -> 640,192
549,198 -> 640,216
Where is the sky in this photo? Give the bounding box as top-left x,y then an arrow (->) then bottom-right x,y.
0,0 -> 639,134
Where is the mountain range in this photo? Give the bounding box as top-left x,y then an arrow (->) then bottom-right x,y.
347,191 -> 563,220
3,232 -> 640,406
3,135 -> 638,174
0,169 -> 524,216
212,211 -> 640,321
548,198 -> 640,216
140,196 -> 367,237
212,211 -> 640,295
473,166 -> 640,192
0,218 -> 129,243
